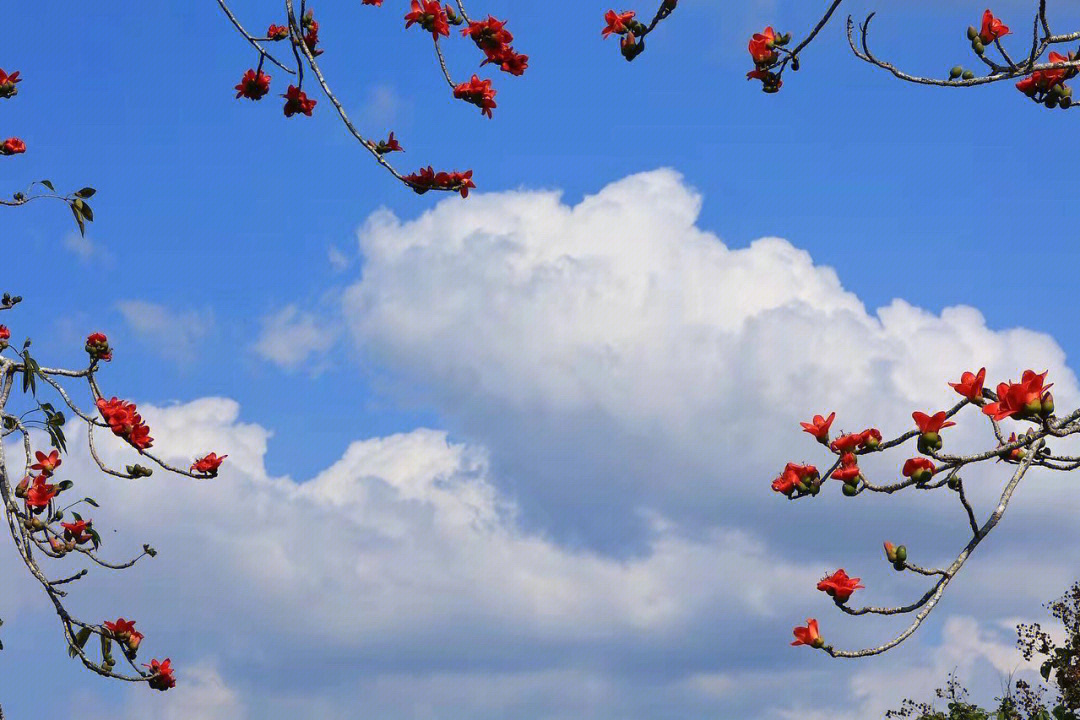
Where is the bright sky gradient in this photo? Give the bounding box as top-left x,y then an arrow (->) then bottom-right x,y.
4,1 -> 1080,718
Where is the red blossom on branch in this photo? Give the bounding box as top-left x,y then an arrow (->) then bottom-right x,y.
235,69 -> 272,100
191,452 -> 228,476
800,412 -> 836,443
61,519 -> 94,545
145,659 -> 176,691
949,367 -> 986,402
30,449 -> 61,475
282,85 -> 316,117
1,137 -> 26,156
96,397 -> 154,451
982,369 -> 1053,421
602,10 -> 636,38
405,0 -> 450,40
817,569 -> 864,603
0,68 -> 20,99
453,74 -> 497,118
85,332 -> 112,362
979,9 -> 1010,44
24,475 -> 58,511
791,618 -> 823,648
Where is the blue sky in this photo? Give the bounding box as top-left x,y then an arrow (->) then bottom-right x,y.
4,1 -> 1080,718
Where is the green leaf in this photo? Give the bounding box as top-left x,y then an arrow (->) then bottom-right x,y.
79,202 -> 93,222
84,497 -> 99,508
40,180 -> 54,191
70,203 -> 86,237
57,480 -> 74,491
75,187 -> 95,198
69,626 -> 92,658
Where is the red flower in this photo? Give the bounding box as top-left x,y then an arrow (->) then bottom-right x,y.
817,569 -> 864,602
791,618 -> 823,648
453,75 -> 497,118
104,617 -> 137,638
403,167 -> 475,198
602,10 -> 635,38
373,132 -> 403,154
96,397 -> 154,451
0,68 -> 20,99
146,658 -> 176,691
1016,52 -> 1071,95
771,462 -> 818,496
902,457 -> 935,483
362,0 -> 384,4
235,69 -> 271,100
912,411 -> 956,435
979,10 -> 1010,44
61,519 -> 94,544
85,332 -> 112,362
982,370 -> 1052,421
405,0 -> 450,40
830,452 -> 860,482
0,325 -> 9,341
191,452 -> 227,476
463,16 -> 512,50
30,449 -> 61,475
949,367 -> 985,401
282,85 -> 316,117
829,432 -> 861,453
1,137 -> 26,155
484,47 -> 529,76
800,412 -> 835,443
748,26 -> 777,64
299,18 -> 323,57
25,476 -> 58,511
859,428 -> 882,450
267,24 -> 289,40
1000,432 -> 1027,462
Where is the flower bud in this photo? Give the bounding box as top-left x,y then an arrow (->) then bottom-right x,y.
893,560 -> 906,571
895,545 -> 907,562
950,66 -> 964,79
14,476 -> 29,498
972,40 -> 985,54
917,432 -> 942,454
962,70 -> 975,80
1040,393 -> 1055,417
966,26 -> 978,40
947,476 -> 960,490
842,482 -> 858,497
811,637 -> 825,649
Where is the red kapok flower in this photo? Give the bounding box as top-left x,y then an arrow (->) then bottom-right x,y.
235,69 -> 271,100
748,26 -> 778,64
405,0 -> 450,40
858,427 -> 882,450
1,137 -> 26,155
453,75 -> 497,118
25,475 -> 58,511
373,131 -> 403,154
282,85 -> 316,117
999,432 -> 1027,462
902,456 -> 935,483
771,462 -> 818,496
912,411 -> 956,435
61,519 -> 93,544
267,24 -> 289,40
817,569 -> 864,602
146,658 -> 176,691
800,412 -> 835,443
85,332 -> 112,362
403,167 -> 475,198
362,0 -> 385,4
191,452 -> 227,476
982,370 -> 1052,421
0,69 -> 20,99
484,47 -> 529,75
979,9 -> 1010,44
1016,52 -> 1071,95
0,325 -> 9,342
791,618 -> 823,648
949,367 -> 986,402
602,10 -> 635,38
463,16 -> 512,50
30,449 -> 61,475
104,617 -> 137,638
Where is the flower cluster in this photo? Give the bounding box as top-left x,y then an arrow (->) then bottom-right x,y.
1016,51 -> 1077,108
1,137 -> 25,156
404,0 -> 450,40
747,26 -> 791,93
85,332 -> 112,362
601,10 -> 646,61
403,166 -> 476,198
282,85 -> 317,117
983,369 -> 1053,421
103,617 -> 145,653
771,462 -> 819,497
96,397 -> 154,451
464,16 -> 528,76
453,75 -> 497,118
146,658 -> 176,691
967,9 -> 1010,55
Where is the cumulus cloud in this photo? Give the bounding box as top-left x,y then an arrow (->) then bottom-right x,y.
115,300 -> 214,366
340,169 -> 1080,550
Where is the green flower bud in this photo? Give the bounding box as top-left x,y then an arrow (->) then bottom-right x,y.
950,66 -> 964,79
962,70 -> 975,80
967,26 -> 978,40
895,545 -> 907,563
842,482 -> 858,497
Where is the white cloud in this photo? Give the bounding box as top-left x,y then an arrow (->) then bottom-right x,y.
252,304 -> 338,371
115,300 -> 214,366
